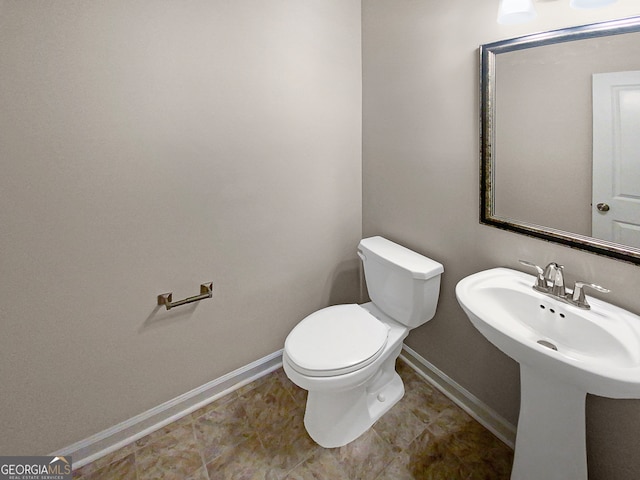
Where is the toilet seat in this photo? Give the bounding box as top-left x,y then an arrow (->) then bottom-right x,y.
284,304 -> 390,377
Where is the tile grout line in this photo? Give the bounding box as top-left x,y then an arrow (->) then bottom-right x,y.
75,361 -> 512,480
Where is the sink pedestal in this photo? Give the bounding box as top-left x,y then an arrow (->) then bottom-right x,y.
512,364 -> 587,480
456,267 -> 640,480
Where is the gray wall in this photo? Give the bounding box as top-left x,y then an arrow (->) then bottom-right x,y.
495,33 -> 640,235
362,1 -> 640,479
0,0 -> 362,454
5,1 -> 640,476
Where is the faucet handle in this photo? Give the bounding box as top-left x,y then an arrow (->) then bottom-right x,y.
570,281 -> 610,309
519,260 -> 548,292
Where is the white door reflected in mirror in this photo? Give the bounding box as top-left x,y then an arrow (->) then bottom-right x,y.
592,70 -> 640,248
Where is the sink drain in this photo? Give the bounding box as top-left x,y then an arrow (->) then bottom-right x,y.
537,340 -> 558,351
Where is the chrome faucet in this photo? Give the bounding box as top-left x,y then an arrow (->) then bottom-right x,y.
547,263 -> 566,297
518,260 -> 609,309
519,260 -> 564,294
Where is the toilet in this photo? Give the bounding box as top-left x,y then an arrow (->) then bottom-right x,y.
283,236 -> 444,448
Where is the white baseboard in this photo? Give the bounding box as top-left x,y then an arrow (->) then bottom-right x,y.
400,345 -> 516,449
52,350 -> 283,469
56,344 -> 515,470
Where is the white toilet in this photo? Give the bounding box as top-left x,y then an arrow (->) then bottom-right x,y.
283,236 -> 444,448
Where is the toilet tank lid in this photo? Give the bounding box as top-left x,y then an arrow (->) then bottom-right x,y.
358,236 -> 444,280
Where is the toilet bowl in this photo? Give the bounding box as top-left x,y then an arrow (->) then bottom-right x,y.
283,236 -> 443,448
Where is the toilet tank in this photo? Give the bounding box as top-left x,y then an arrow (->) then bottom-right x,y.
357,236 -> 444,328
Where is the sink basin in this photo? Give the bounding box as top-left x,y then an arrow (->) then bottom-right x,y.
456,267 -> 640,397
456,267 -> 640,480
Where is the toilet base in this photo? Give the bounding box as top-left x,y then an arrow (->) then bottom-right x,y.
302,351 -> 404,448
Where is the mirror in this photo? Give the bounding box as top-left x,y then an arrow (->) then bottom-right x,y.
481,16 -> 640,264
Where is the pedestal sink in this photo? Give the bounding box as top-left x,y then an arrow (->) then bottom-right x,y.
456,267 -> 640,480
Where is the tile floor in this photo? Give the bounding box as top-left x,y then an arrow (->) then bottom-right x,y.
72,359 -> 513,479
